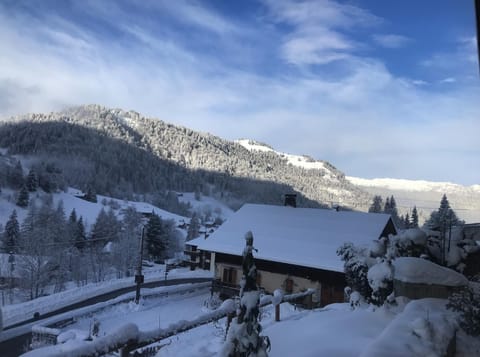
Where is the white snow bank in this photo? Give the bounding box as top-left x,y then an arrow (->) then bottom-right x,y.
360,299 -> 457,357
393,257 -> 468,286
2,268 -> 212,328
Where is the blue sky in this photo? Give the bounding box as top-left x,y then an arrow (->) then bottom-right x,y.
0,0 -> 479,185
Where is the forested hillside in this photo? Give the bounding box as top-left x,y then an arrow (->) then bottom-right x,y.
0,105 -> 370,210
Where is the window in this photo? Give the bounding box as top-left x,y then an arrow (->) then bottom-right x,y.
222,267 -> 237,284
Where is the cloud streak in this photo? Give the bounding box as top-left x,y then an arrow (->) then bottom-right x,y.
372,34 -> 411,48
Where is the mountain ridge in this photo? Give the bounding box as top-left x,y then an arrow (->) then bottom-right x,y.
0,105 -> 370,210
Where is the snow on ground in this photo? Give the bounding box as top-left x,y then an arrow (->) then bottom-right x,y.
59,288 -> 212,342
0,188 -> 29,228
63,188 -> 187,228
14,289 -> 480,357
159,298 -> 478,357
0,187 -> 188,229
178,192 -> 234,220
2,268 -> 212,328
360,299 -> 457,357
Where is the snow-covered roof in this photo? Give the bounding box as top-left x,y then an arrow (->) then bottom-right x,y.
393,257 -> 468,287
192,204 -> 393,272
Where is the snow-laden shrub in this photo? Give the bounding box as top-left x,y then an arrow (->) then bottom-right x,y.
387,228 -> 427,258
337,242 -> 374,303
447,283 -> 480,336
367,258 -> 394,306
338,229 -> 430,306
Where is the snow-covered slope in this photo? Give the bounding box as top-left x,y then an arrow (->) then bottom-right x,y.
347,177 -> 480,224
347,177 -> 480,194
236,139 -> 332,174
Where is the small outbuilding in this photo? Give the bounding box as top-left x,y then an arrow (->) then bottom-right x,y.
392,257 -> 468,299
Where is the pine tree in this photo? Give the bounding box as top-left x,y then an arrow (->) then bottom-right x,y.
222,231 -> 270,356
84,186 -> 97,203
187,212 -> 200,241
425,194 -> 462,231
384,195 -> 401,228
90,208 -> 119,246
383,197 -> 391,213
16,184 -> 29,207
404,212 -> 410,229
368,195 -> 383,213
3,210 -> 20,253
26,168 -> 38,192
145,212 -> 166,260
75,217 -> 87,250
411,206 -> 419,228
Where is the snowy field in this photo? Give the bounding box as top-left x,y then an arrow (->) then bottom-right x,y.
14,291 -> 480,357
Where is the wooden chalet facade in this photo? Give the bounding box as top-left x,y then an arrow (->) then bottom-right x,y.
187,203 -> 396,307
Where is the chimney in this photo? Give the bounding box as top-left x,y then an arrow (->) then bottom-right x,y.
284,194 -> 297,208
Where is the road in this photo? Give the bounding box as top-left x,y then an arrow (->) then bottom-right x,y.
0,277 -> 212,357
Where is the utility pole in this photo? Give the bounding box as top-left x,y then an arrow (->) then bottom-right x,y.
447,211 -> 453,253
135,227 -> 145,304
8,252 -> 15,304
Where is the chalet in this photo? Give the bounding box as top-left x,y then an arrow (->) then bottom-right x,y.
187,203 -> 396,306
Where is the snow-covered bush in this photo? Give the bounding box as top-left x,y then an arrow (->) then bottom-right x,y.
447,283 -> 480,336
367,258 -> 394,306
338,229 -> 431,306
337,242 -> 374,303
388,228 -> 427,258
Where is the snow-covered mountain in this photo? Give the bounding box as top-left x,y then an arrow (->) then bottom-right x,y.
0,105 -> 371,210
347,177 -> 480,223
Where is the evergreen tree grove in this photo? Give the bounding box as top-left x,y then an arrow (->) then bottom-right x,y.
368,195 -> 383,213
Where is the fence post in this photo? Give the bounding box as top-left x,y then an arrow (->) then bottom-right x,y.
225,311 -> 234,340
275,304 -> 280,321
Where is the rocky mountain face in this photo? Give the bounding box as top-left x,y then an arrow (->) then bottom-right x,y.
0,105 -> 371,210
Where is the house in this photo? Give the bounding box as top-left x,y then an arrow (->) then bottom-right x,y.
187,202 -> 396,306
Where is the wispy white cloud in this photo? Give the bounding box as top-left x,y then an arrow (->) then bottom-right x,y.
439,77 -> 456,84
372,34 -> 411,48
0,0 -> 478,185
262,0 -> 381,66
